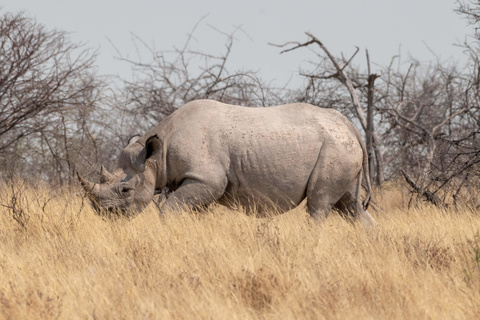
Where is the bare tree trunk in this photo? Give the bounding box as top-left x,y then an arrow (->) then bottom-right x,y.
367,74 -> 385,185
365,65 -> 377,186
366,51 -> 384,186
373,145 -> 385,185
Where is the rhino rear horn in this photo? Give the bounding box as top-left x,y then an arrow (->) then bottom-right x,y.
100,165 -> 115,184
77,172 -> 100,196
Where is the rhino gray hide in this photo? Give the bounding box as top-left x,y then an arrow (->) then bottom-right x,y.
78,99 -> 376,226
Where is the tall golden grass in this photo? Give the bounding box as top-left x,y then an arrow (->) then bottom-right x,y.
1,180 -> 480,319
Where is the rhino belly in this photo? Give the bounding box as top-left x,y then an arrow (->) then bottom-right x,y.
215,122 -> 321,214
219,172 -> 309,214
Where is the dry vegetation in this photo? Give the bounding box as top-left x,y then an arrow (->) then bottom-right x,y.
0,181 -> 479,319
1,4 -> 480,319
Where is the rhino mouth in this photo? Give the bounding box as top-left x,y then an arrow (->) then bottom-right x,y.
97,206 -> 135,219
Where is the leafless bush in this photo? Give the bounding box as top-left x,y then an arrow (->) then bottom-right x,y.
0,10 -> 104,184
457,0 -> 480,39
0,179 -> 31,229
376,52 -> 480,205
108,25 -> 288,139
273,32 -> 479,206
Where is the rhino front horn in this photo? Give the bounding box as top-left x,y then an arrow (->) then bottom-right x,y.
77,172 -> 99,195
100,165 -> 115,184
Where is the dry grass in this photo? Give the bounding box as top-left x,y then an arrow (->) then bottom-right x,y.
1,180 -> 480,319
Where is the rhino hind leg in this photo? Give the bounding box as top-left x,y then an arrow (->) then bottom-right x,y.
333,187 -> 377,228
305,145 -> 355,222
305,191 -> 339,222
305,141 -> 376,227
306,184 -> 376,228
305,176 -> 342,222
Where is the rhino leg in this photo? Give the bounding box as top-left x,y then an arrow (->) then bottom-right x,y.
305,192 -> 338,222
333,186 -> 377,228
305,176 -> 342,222
306,183 -> 376,228
305,143 -> 375,226
159,178 -> 227,214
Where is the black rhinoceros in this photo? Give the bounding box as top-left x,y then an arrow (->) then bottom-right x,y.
78,99 -> 376,226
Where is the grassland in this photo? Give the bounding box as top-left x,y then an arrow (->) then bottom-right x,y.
1,181 -> 480,319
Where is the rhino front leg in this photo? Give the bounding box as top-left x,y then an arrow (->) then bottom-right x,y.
159,178 -> 227,214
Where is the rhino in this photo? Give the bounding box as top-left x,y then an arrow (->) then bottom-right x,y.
78,99 -> 376,226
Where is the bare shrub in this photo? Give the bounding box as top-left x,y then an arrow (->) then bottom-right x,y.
107,25 -> 288,141
0,10 -> 104,184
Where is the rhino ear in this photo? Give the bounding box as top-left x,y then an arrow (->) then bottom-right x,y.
145,134 -> 162,159
127,134 -> 141,147
131,134 -> 162,172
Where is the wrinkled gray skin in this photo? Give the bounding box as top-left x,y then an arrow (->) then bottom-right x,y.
78,99 -> 376,226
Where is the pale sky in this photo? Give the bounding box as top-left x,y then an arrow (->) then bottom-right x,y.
0,0 -> 472,86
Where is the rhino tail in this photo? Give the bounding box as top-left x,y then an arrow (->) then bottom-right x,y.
359,134 -> 372,211
346,120 -> 372,211
361,146 -> 372,211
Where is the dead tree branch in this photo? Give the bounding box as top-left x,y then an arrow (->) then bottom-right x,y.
401,169 -> 444,206
273,32 -> 385,185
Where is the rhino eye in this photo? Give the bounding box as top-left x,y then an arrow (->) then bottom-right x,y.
121,186 -> 134,194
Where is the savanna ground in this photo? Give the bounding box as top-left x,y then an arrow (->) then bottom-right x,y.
1,181 -> 480,320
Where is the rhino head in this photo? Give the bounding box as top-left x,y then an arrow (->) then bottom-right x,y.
78,134 -> 165,217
